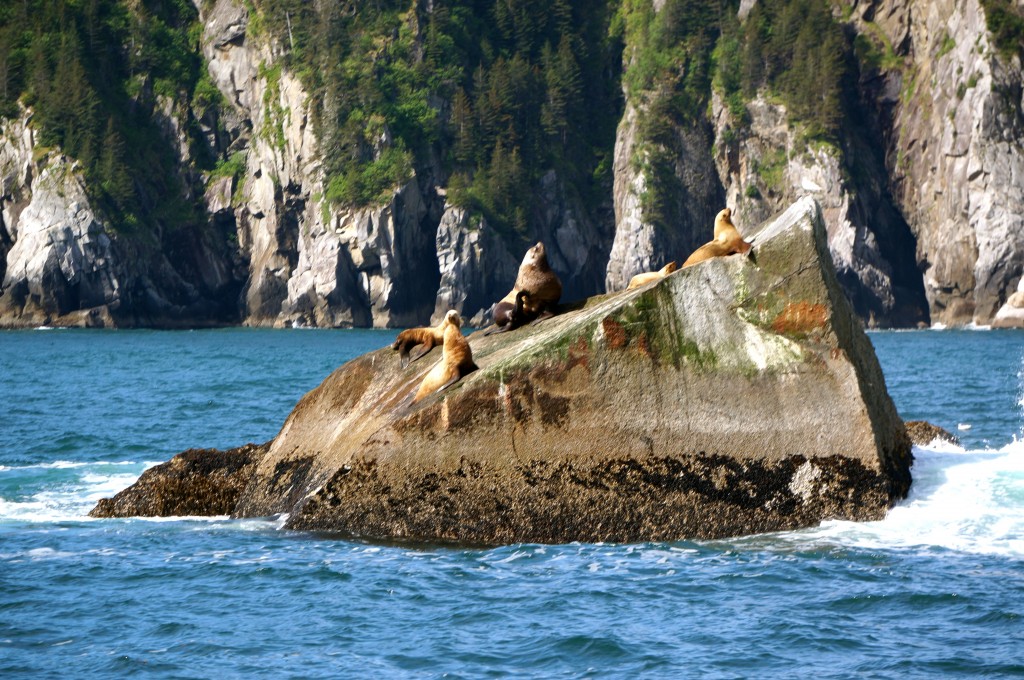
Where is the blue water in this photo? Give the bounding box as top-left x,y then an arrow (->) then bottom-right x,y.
2,328 -> 1023,678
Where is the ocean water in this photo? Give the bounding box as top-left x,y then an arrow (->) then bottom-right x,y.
1,327 -> 1023,678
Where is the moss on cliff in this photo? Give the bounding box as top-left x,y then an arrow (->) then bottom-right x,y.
980,0 -> 1024,62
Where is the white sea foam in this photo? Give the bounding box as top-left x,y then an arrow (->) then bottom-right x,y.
3,460 -> 141,471
0,461 -> 152,523
790,441 -> 1024,557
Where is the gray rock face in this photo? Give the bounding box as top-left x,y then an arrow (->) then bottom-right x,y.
431,206 -> 518,327
0,114 -> 121,327
710,92 -> 928,327
606,99 -> 724,292
281,179 -> 442,329
858,0 -> 1024,326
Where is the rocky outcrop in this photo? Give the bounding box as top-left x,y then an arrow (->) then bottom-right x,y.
904,420 -> 962,447
851,0 -> 1024,326
92,198 -> 913,544
89,443 -> 269,518
0,114 -> 121,327
992,276 -> 1024,327
0,110 -> 237,328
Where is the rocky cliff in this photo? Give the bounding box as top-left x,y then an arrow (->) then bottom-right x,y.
190,0 -> 613,329
605,0 -> 1024,328
91,198 -> 913,544
854,0 -> 1024,327
0,108 -> 239,328
3,0 -> 1024,329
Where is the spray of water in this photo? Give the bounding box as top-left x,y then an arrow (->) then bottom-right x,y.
1018,347 -> 1024,440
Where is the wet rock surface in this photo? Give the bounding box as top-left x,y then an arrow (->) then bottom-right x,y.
904,420 -> 961,448
89,443 -> 268,518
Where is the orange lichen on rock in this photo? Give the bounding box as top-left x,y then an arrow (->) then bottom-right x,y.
602,317 -> 628,349
771,302 -> 828,335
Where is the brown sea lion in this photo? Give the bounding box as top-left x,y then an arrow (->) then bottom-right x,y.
682,208 -> 752,268
627,261 -> 678,290
413,311 -> 479,402
392,316 -> 448,368
486,290 -> 531,336
490,242 -> 563,332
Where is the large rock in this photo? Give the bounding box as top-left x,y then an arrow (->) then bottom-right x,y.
992,276 -> 1024,328
904,420 -> 961,447
90,199 -> 912,541
218,196 -> 910,544
90,443 -> 268,518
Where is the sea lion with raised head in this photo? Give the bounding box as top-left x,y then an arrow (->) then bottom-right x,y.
682,208 -> 752,268
392,316 -> 448,368
627,261 -> 678,290
413,311 -> 479,402
489,242 -> 562,333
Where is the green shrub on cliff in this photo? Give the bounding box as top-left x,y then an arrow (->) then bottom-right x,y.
0,0 -> 207,234
712,0 -> 847,142
250,0 -> 620,242
981,0 -> 1024,62
616,0 -> 724,235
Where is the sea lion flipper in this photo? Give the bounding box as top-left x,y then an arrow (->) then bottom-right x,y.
437,372 -> 462,392
530,310 -> 555,325
409,345 -> 433,363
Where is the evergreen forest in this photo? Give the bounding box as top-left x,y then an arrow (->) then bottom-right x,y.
1,0 -> 1023,242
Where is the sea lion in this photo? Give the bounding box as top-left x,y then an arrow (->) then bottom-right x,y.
489,242 -> 563,332
413,311 -> 479,402
486,290 -> 531,336
682,208 -> 752,268
392,316 -> 448,368
627,261 -> 678,290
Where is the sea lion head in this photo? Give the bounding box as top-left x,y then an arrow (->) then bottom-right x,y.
663,261 -> 678,275
524,242 -> 547,267
719,207 -> 732,224
444,310 -> 462,328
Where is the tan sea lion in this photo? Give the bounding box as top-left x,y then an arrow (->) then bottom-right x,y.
392,316 -> 448,368
627,261 -> 678,290
682,208 -> 752,268
489,242 -> 562,333
413,311 -> 479,402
